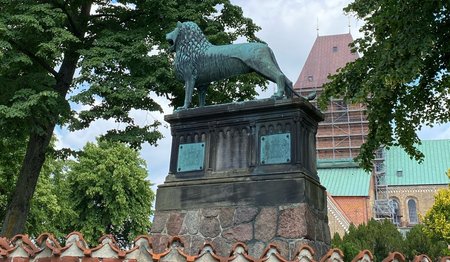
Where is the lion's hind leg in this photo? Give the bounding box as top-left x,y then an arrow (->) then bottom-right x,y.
273,74 -> 288,98
248,47 -> 288,98
284,77 -> 293,98
253,69 -> 287,98
248,60 -> 286,98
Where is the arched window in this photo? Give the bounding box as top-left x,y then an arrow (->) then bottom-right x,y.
408,199 -> 418,224
390,199 -> 401,225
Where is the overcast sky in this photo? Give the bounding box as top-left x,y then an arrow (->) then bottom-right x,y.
55,0 -> 450,190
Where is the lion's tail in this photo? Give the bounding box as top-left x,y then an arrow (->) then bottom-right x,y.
285,78 -> 316,100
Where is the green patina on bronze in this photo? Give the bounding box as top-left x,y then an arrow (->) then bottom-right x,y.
260,133 -> 291,165
166,21 -> 294,110
177,142 -> 205,172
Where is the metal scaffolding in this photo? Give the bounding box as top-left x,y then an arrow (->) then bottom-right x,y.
302,91 -> 368,161
373,147 -> 395,221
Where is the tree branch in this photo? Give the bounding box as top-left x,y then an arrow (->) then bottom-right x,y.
7,39 -> 58,78
53,1 -> 91,95
89,9 -> 144,25
54,1 -> 83,39
89,13 -> 118,19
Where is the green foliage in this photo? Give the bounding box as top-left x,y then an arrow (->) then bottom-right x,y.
0,138 -> 154,243
318,0 -> 450,170
0,0 -> 263,234
332,219 -> 403,262
423,170 -> 450,244
0,138 -> 26,221
1,0 -> 263,149
334,219 -> 450,261
26,157 -> 75,239
0,1 -> 70,137
66,140 -> 154,244
0,136 -> 72,238
403,224 -> 449,261
332,229 -> 360,261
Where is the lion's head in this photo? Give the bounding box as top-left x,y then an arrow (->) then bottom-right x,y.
166,21 -> 211,54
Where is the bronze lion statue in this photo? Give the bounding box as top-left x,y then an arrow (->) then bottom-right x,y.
166,21 -> 295,110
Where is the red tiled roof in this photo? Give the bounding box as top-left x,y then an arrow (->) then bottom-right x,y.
0,232 -> 445,262
294,34 -> 359,90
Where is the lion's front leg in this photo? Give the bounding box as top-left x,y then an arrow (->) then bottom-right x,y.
198,84 -> 208,107
178,77 -> 195,110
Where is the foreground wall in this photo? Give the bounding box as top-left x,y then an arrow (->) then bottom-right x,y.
1,232 -> 449,262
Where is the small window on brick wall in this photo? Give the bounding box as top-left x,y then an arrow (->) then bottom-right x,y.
408,199 -> 418,224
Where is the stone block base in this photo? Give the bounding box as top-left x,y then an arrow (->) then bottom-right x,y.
150,203 -> 330,260
151,99 -> 330,259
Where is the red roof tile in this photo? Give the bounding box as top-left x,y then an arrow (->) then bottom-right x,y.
0,232 -> 437,262
294,34 -> 359,90
382,252 -> 406,262
352,250 -> 374,262
320,248 -> 345,262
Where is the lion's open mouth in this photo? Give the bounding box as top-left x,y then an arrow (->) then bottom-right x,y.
167,38 -> 175,52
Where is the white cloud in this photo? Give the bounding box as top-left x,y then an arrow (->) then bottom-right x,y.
128,95 -> 173,188
55,118 -> 120,150
418,123 -> 450,140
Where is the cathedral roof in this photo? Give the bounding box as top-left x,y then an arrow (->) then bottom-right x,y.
386,139 -> 450,186
317,139 -> 450,196
294,33 -> 359,90
318,167 -> 371,196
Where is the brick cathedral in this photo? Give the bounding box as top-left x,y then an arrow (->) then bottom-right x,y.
294,33 -> 450,236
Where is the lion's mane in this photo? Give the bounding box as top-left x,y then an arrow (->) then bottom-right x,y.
174,22 -> 212,80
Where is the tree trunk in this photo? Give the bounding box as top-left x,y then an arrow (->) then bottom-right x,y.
0,1 -> 91,238
0,122 -> 55,237
0,48 -> 81,237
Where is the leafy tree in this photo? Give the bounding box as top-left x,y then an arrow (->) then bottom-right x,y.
0,1 -> 263,236
319,0 -> 450,170
0,138 -> 26,220
331,230 -> 360,261
334,219 -> 450,261
422,169 -> 450,244
0,137 -> 153,243
0,136 -> 73,239
65,140 -> 154,244
332,219 -> 404,262
403,224 -> 449,261
25,156 -> 74,239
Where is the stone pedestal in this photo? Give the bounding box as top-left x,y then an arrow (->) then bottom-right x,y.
151,98 -> 330,259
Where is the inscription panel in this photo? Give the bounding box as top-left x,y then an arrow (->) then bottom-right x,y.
177,142 -> 205,172
260,133 -> 291,165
